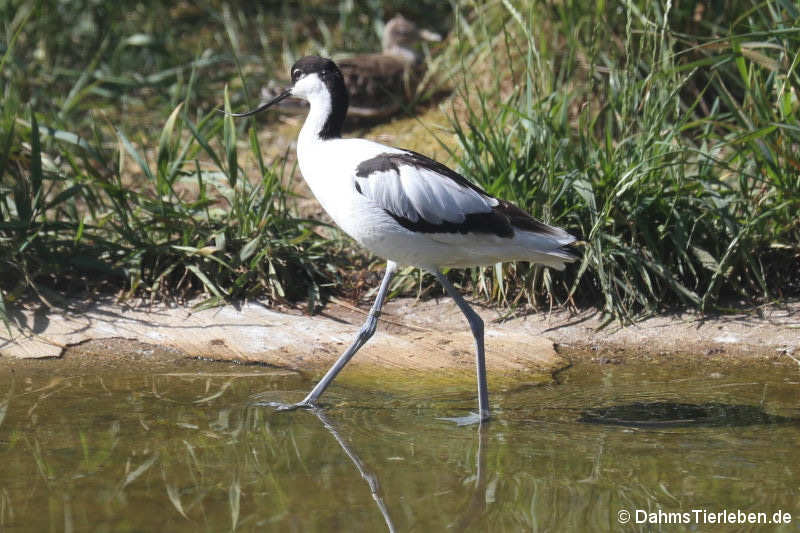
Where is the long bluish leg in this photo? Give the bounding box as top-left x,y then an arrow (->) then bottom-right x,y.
433,271 -> 490,425
275,261 -> 397,410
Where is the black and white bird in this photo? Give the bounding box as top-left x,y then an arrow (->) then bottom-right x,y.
230,56 -> 577,425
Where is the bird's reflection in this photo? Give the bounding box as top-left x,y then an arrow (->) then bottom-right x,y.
309,408 -> 396,533
304,408 -> 489,533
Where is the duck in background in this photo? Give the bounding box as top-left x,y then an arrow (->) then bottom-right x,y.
339,14 -> 442,119
261,14 -> 442,121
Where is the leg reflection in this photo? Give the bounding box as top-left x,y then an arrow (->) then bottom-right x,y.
454,423 -> 489,530
310,408 -> 396,533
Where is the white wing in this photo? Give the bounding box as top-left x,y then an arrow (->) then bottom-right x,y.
354,152 -> 498,226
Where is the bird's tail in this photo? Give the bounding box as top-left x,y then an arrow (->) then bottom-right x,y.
518,227 -> 580,271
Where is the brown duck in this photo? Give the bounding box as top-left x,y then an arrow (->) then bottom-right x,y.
261,15 -> 441,120
339,14 -> 441,119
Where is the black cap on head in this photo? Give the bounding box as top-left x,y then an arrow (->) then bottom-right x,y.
291,56 -> 349,139
291,56 -> 341,81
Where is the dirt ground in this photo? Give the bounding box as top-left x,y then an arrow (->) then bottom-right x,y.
2,297 -> 798,377
381,298 -> 800,361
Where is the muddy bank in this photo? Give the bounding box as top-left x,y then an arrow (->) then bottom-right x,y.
381,298 -> 800,363
2,297 -> 798,372
0,297 -> 569,391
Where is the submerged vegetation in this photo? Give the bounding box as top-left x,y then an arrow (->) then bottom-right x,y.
1,0 -> 798,321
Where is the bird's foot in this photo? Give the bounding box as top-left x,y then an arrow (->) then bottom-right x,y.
261,399 -> 316,412
437,411 -> 490,427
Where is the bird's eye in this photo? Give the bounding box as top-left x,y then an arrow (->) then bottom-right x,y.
291,69 -> 302,82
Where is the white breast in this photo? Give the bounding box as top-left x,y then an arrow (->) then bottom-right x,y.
296,137 -> 403,244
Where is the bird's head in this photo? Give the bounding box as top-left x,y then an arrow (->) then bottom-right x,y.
225,56 -> 347,118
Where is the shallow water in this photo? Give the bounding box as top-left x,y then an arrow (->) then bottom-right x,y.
1,354 -> 799,532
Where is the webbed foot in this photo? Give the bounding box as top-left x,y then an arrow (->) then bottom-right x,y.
437,412 -> 490,426
259,400 -> 316,412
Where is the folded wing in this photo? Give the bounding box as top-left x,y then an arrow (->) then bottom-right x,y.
354,150 -> 570,241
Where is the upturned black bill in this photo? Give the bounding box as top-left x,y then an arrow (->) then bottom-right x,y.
222,89 -> 292,117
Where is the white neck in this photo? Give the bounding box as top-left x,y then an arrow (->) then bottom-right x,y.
298,90 -> 334,149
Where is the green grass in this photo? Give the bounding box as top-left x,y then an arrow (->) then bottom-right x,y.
0,1 -> 376,316
1,89 -> 332,310
1,0 -> 798,324
434,0 -> 800,319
